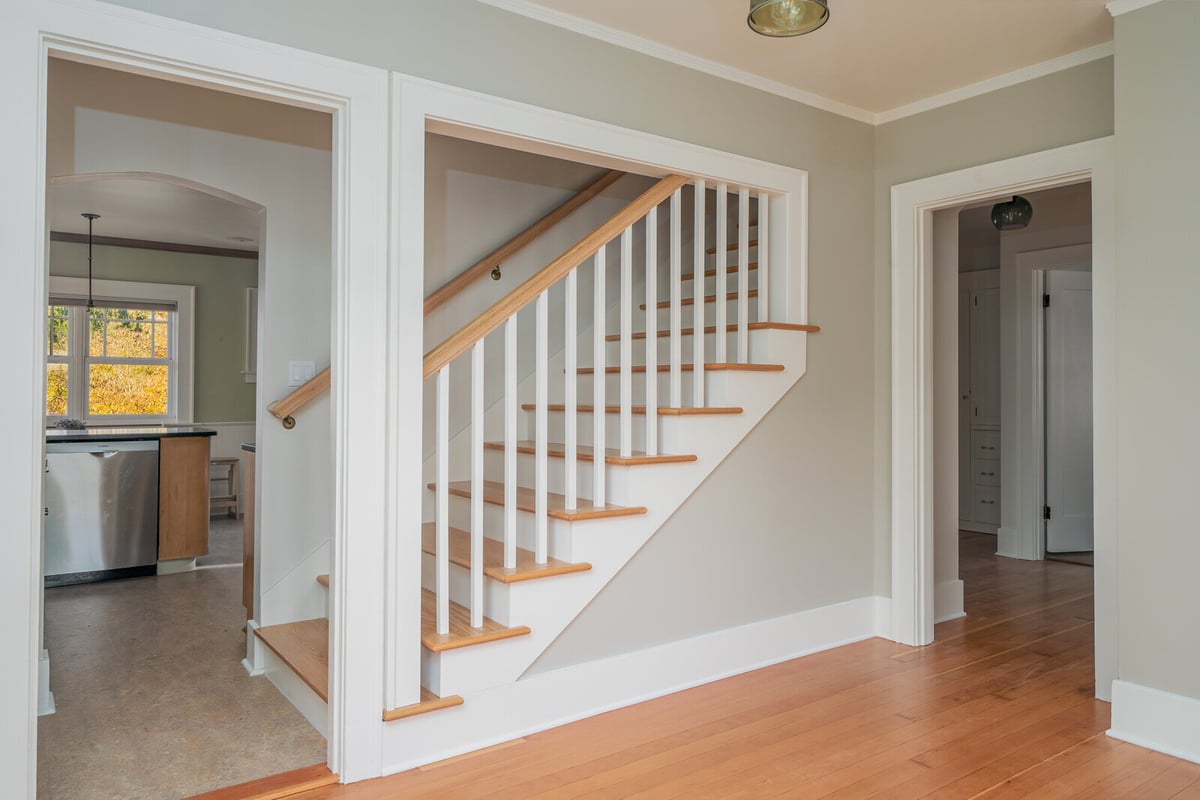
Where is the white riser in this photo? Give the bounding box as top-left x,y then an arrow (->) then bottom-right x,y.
603,330 -> 776,365
441,493 -> 578,561
649,298 -> 763,330
480,448 -> 645,506
536,406 -> 702,453
562,370 -> 737,407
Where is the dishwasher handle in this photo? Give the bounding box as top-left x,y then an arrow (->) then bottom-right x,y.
89,451 -> 120,458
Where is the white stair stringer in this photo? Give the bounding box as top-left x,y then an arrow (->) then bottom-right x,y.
425,327 -> 808,697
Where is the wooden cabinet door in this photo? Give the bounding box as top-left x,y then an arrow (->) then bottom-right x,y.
970,286 -> 1002,428
158,436 -> 210,560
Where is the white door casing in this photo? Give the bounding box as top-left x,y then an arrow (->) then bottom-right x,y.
1044,269 -> 1094,553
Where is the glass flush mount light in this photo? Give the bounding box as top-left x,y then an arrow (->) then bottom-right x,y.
748,0 -> 830,37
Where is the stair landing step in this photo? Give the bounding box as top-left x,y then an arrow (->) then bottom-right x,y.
421,589 -> 531,652
605,321 -> 821,342
641,289 -> 757,310
576,362 -> 783,375
428,479 -> 646,521
706,239 -> 758,254
254,619 -> 328,703
484,440 -> 696,466
421,522 -> 592,583
383,688 -> 464,722
680,261 -> 757,282
525,403 -> 742,416
185,763 -> 337,800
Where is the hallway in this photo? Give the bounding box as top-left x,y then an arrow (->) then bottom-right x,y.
287,532 -> 1198,798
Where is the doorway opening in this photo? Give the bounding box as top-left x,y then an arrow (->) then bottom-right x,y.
37,56 -> 334,798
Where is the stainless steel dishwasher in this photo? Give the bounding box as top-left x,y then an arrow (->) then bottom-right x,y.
44,440 -> 159,586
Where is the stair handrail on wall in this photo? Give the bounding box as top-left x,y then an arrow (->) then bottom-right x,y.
267,366 -> 330,429
422,172 -> 775,640
423,169 -> 626,316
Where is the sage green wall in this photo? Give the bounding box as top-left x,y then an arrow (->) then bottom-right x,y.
1113,1 -> 1200,702
50,240 -> 257,423
870,58 -> 1114,594
101,0 -> 881,655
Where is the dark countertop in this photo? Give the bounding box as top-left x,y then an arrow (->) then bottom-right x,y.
46,425 -> 217,443
241,442 -> 256,453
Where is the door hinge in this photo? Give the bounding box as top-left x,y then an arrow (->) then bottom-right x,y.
974,295 -> 978,306
1043,505 -> 1052,520
1043,293 -> 1051,308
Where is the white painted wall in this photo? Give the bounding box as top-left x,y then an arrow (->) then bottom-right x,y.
72,108 -> 335,627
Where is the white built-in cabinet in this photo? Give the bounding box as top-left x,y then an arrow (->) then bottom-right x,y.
959,269 -> 1001,534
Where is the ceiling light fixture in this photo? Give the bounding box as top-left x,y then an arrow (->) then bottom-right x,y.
748,0 -> 830,37
990,196 -> 1034,231
81,212 -> 100,308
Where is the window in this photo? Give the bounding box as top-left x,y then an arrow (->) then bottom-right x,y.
46,277 -> 194,424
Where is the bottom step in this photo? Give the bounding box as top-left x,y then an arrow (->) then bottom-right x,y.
255,619 -> 328,703
185,763 -> 337,800
383,688 -> 464,722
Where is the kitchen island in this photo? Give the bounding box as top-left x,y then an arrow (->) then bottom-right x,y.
45,426 -> 217,583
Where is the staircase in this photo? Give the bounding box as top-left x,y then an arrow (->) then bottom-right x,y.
252,173 -> 818,741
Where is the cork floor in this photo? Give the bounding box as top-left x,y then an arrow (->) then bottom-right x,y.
38,566 -> 327,799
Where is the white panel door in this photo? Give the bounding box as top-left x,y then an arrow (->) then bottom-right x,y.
971,286 -> 1001,428
958,286 -> 972,524
1044,270 -> 1094,553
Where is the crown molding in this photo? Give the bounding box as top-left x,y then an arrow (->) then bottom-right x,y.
476,0 -> 877,125
1107,0 -> 1167,17
874,41 -> 1115,125
478,0 -> 1115,128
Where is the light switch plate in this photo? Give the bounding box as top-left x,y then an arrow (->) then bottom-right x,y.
288,360 -> 316,386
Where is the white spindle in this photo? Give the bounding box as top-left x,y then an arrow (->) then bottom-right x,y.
504,315 -> 517,569
644,207 -> 659,457
435,366 -> 450,635
592,248 -> 607,506
737,187 -> 750,364
692,180 -> 706,406
669,188 -> 682,408
620,225 -> 633,458
535,290 -> 549,564
470,340 -> 484,628
757,192 -> 769,323
564,269 -> 578,511
715,184 -> 728,362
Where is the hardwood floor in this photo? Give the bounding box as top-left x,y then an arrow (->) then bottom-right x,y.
293,533 -> 1200,799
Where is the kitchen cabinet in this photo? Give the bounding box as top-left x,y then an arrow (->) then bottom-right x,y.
158,435 -> 211,560
960,269 -> 1001,534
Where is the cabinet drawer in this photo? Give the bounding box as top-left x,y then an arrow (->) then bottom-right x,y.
973,459 -> 1000,487
975,484 -> 1000,525
972,431 -> 1001,461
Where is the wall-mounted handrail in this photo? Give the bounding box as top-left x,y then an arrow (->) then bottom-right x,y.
267,366 -> 330,429
423,169 -> 626,316
422,173 -> 689,380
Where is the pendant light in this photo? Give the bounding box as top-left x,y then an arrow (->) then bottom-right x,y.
81,212 -> 100,308
748,0 -> 830,37
990,196 -> 1033,231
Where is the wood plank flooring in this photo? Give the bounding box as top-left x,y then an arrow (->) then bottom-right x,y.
290,533 -> 1200,798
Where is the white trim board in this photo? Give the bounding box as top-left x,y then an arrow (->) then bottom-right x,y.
1107,0 -> 1168,17
934,579 -> 965,624
381,595 -> 887,774
477,0 -> 1111,127
1109,679 -> 1200,765
888,137 -> 1116,704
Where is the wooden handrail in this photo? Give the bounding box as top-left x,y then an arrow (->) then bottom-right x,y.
423,169 -> 627,316
423,173 -> 690,380
267,366 -> 330,429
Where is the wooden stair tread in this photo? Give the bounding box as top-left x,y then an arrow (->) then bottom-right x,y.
428,479 -> 646,521
641,289 -> 758,310
316,574 -> 329,588
680,262 -> 757,282
383,688 -> 464,722
185,763 -> 337,800
420,589 -> 531,652
525,403 -> 743,416
576,362 -> 784,375
706,239 -> 758,254
484,440 -> 696,466
254,619 -> 328,703
605,321 -> 821,341
420,522 -> 592,583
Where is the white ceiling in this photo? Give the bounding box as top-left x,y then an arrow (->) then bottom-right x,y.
484,0 -> 1115,121
50,175 -> 261,252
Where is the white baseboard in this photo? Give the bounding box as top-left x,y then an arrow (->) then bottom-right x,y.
157,557 -> 196,575
934,579 -> 965,623
381,595 -> 885,774
1108,679 -> 1200,764
38,649 -> 55,716
261,643 -> 328,738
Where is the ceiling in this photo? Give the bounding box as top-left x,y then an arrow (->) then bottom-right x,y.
50,175 -> 261,253
485,0 -> 1114,120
